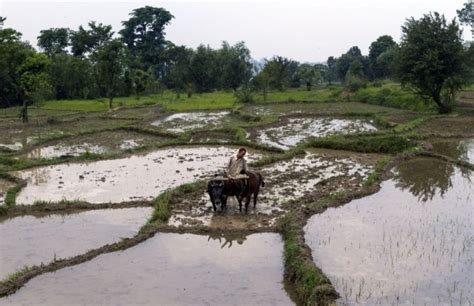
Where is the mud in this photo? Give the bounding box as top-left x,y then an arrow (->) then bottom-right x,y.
0,207 -> 152,280
0,179 -> 14,206
15,146 -> 261,205
151,111 -> 230,133
168,151 -> 374,230
25,130 -> 169,159
305,158 -> 473,305
252,117 -> 377,150
1,233 -> 293,305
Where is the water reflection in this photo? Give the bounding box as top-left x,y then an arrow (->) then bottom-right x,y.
305,158 -> 474,305
207,232 -> 248,248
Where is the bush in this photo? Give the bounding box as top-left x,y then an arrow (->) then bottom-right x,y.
234,86 -> 255,103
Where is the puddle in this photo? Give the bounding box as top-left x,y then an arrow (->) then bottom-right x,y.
151,111 -> 230,133
430,138 -> 474,164
1,233 -> 293,305
254,117 -> 377,150
169,152 -> 372,229
15,146 -> 261,205
305,158 -> 473,305
0,207 -> 152,280
0,179 -> 14,206
25,130 -> 168,159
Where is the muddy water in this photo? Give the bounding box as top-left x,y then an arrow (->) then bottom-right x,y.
15,146 -> 261,205
1,233 -> 293,305
305,158 -> 474,305
256,117 -> 377,150
151,111 -> 230,133
431,138 -> 474,164
0,179 -> 14,206
0,207 -> 152,280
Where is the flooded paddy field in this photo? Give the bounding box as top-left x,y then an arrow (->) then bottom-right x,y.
0,117 -> 136,152
150,111 -> 230,133
241,102 -> 401,118
249,117 -> 377,150
0,207 -> 152,280
168,149 -> 375,230
415,116 -> 474,136
1,233 -> 292,306
305,158 -> 473,305
24,130 -> 171,159
14,146 -> 262,205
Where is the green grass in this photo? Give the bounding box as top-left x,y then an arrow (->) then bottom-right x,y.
363,157 -> 391,187
351,82 -> 435,112
0,266 -> 34,285
279,213 -> 338,304
306,134 -> 414,154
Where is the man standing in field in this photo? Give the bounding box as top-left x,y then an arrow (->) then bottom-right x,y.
226,147 -> 249,196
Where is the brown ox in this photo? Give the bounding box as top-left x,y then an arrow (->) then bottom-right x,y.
207,172 -> 265,212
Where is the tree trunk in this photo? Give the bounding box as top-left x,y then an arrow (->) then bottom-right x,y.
21,99 -> 29,123
263,88 -> 267,102
306,82 -> 311,91
108,95 -> 113,111
433,94 -> 452,114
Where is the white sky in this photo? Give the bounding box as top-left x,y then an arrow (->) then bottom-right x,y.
0,0 -> 470,62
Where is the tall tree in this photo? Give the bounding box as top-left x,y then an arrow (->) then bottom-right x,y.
457,2 -> 474,28
18,53 -> 52,122
296,64 -> 320,91
95,39 -> 128,110
335,46 -> 364,81
326,56 -> 337,84
189,45 -> 218,93
398,12 -> 469,113
369,35 -> 397,79
70,22 -> 113,57
261,56 -> 293,91
37,28 -> 70,56
119,6 -> 174,74
216,41 -> 253,90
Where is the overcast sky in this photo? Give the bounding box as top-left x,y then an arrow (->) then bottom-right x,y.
0,0 -> 470,62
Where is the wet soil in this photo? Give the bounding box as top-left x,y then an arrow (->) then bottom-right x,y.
24,130 -> 171,159
14,146 -> 261,205
305,158 -> 473,305
150,111 -> 230,133
168,151 -> 376,231
0,233 -> 293,305
415,116 -> 474,136
0,207 -> 152,280
250,117 -> 377,150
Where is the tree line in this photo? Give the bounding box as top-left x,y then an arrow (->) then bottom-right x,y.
0,2 -> 473,120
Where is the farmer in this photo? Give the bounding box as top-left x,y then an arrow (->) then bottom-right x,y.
226,147 -> 249,196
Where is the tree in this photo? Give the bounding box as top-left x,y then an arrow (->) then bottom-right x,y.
189,45 -> 218,92
95,39 -> 128,110
369,35 -> 397,79
163,44 -> 193,97
398,12 -> 469,113
37,28 -> 70,56
335,46 -> 364,81
296,64 -> 320,90
18,53 -> 52,122
326,56 -> 337,84
261,56 -> 293,91
253,69 -> 271,101
70,22 -> 113,57
216,41 -> 253,90
132,69 -> 150,99
119,6 -> 174,74
457,2 -> 473,27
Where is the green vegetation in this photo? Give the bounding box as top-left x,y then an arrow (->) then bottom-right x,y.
148,181 -> 206,225
306,134 -> 414,154
0,266 -> 34,285
363,157 -> 391,187
279,213 -> 338,304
